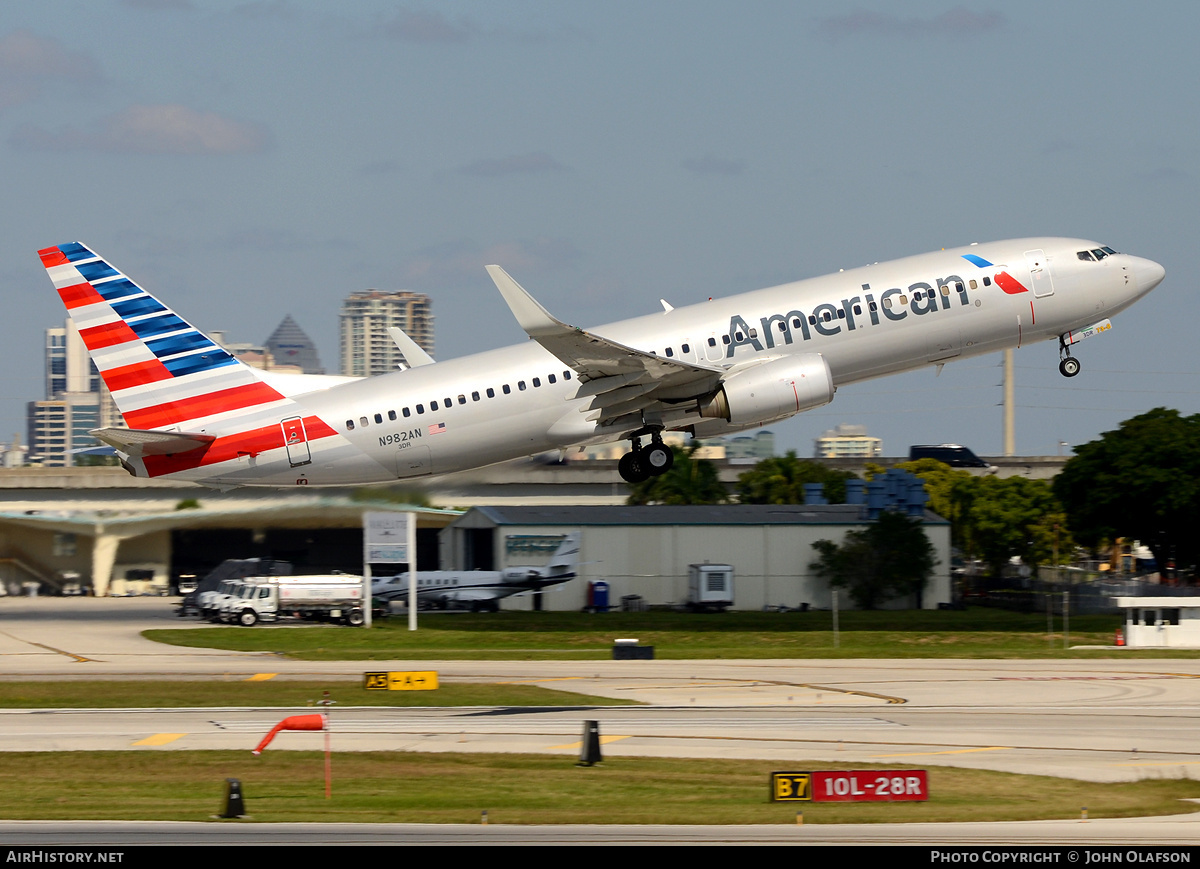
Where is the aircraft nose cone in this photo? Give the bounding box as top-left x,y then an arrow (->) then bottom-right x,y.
1132,256 -> 1166,293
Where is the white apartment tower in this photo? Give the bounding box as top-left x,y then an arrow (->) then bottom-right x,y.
339,290 -> 434,377
814,424 -> 883,459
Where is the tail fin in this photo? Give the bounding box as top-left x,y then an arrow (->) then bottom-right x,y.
38,243 -> 286,431
547,532 -> 581,576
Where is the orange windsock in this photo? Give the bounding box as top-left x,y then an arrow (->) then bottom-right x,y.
252,713 -> 327,755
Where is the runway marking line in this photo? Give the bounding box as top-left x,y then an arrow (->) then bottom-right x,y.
497,678 -> 583,684
996,675 -> 1190,681
590,680 -> 908,704
0,632 -> 92,663
1113,761 -> 1200,768
133,733 -> 185,746
868,747 -> 1011,758
246,673 -> 276,681
547,735 -> 631,751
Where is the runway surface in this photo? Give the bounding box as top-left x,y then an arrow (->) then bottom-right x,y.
3,597 -> 1200,845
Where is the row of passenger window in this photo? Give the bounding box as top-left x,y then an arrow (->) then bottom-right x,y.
345,369 -> 575,430
652,278 -> 988,356
882,278 -> 982,309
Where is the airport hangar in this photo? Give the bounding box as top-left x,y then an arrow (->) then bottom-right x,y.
442,504 -> 951,611
0,480 -> 952,610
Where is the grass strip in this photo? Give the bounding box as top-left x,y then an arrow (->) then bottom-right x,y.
145,609 -> 1200,660
0,681 -> 635,709
3,751 -> 1196,824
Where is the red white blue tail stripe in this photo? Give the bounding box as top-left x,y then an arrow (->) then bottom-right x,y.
38,242 -> 348,482
39,242 -> 288,430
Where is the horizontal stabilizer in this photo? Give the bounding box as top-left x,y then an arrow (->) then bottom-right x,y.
91,427 -> 215,458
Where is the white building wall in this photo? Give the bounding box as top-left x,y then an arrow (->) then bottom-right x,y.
1117,598 -> 1200,648
460,519 -> 952,612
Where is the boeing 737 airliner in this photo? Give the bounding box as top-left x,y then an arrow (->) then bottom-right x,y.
38,238 -> 1164,487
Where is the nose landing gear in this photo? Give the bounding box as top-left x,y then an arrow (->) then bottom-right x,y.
617,433 -> 675,483
1058,335 -> 1080,378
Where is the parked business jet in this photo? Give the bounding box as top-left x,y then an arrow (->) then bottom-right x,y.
371,532 -> 580,612
39,238 -> 1163,487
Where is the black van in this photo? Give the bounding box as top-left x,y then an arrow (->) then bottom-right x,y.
907,444 -> 990,468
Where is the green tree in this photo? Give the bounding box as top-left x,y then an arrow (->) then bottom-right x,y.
969,476 -> 1071,577
873,459 -> 1069,576
890,459 -> 978,551
1053,408 -> 1200,572
737,450 -> 857,504
626,447 -> 729,505
809,510 -> 937,609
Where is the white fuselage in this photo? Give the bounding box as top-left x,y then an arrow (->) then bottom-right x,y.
131,238 -> 1163,487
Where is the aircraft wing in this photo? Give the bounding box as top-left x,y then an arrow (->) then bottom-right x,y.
486,266 -> 724,423
91,427 -> 215,459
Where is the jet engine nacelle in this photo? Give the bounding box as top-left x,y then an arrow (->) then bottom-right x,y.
699,353 -> 834,425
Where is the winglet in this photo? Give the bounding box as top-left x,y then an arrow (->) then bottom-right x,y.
386,326 -> 436,367
485,265 -> 573,338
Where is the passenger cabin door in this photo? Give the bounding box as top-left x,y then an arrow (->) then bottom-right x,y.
1025,249 -> 1054,297
280,417 -> 311,467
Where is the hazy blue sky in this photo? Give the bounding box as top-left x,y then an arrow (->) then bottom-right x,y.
1,1 -> 1195,459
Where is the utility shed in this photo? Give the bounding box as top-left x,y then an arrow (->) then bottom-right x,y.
444,504 -> 951,611
1115,597 -> 1200,648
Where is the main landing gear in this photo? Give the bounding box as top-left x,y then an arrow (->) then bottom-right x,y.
617,433 -> 674,483
1058,334 -> 1080,378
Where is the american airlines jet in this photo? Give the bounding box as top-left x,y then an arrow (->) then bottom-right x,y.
38,238 -> 1164,488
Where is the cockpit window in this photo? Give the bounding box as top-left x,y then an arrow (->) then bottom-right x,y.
1078,246 -> 1119,261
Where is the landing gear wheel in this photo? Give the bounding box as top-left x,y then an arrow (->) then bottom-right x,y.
618,451 -> 650,483
1059,357 -> 1080,377
238,609 -> 258,627
640,443 -> 674,476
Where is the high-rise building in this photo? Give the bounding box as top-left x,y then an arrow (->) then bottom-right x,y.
45,325 -> 95,398
339,290 -> 434,377
814,424 -> 882,459
27,394 -> 101,467
27,322 -> 120,466
266,315 -> 324,375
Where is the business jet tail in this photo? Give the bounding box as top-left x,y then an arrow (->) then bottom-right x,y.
545,532 -> 582,577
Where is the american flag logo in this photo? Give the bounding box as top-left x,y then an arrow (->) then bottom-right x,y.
428,422 -> 447,435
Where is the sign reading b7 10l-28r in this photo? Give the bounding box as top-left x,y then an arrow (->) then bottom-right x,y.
771,770 -> 928,802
